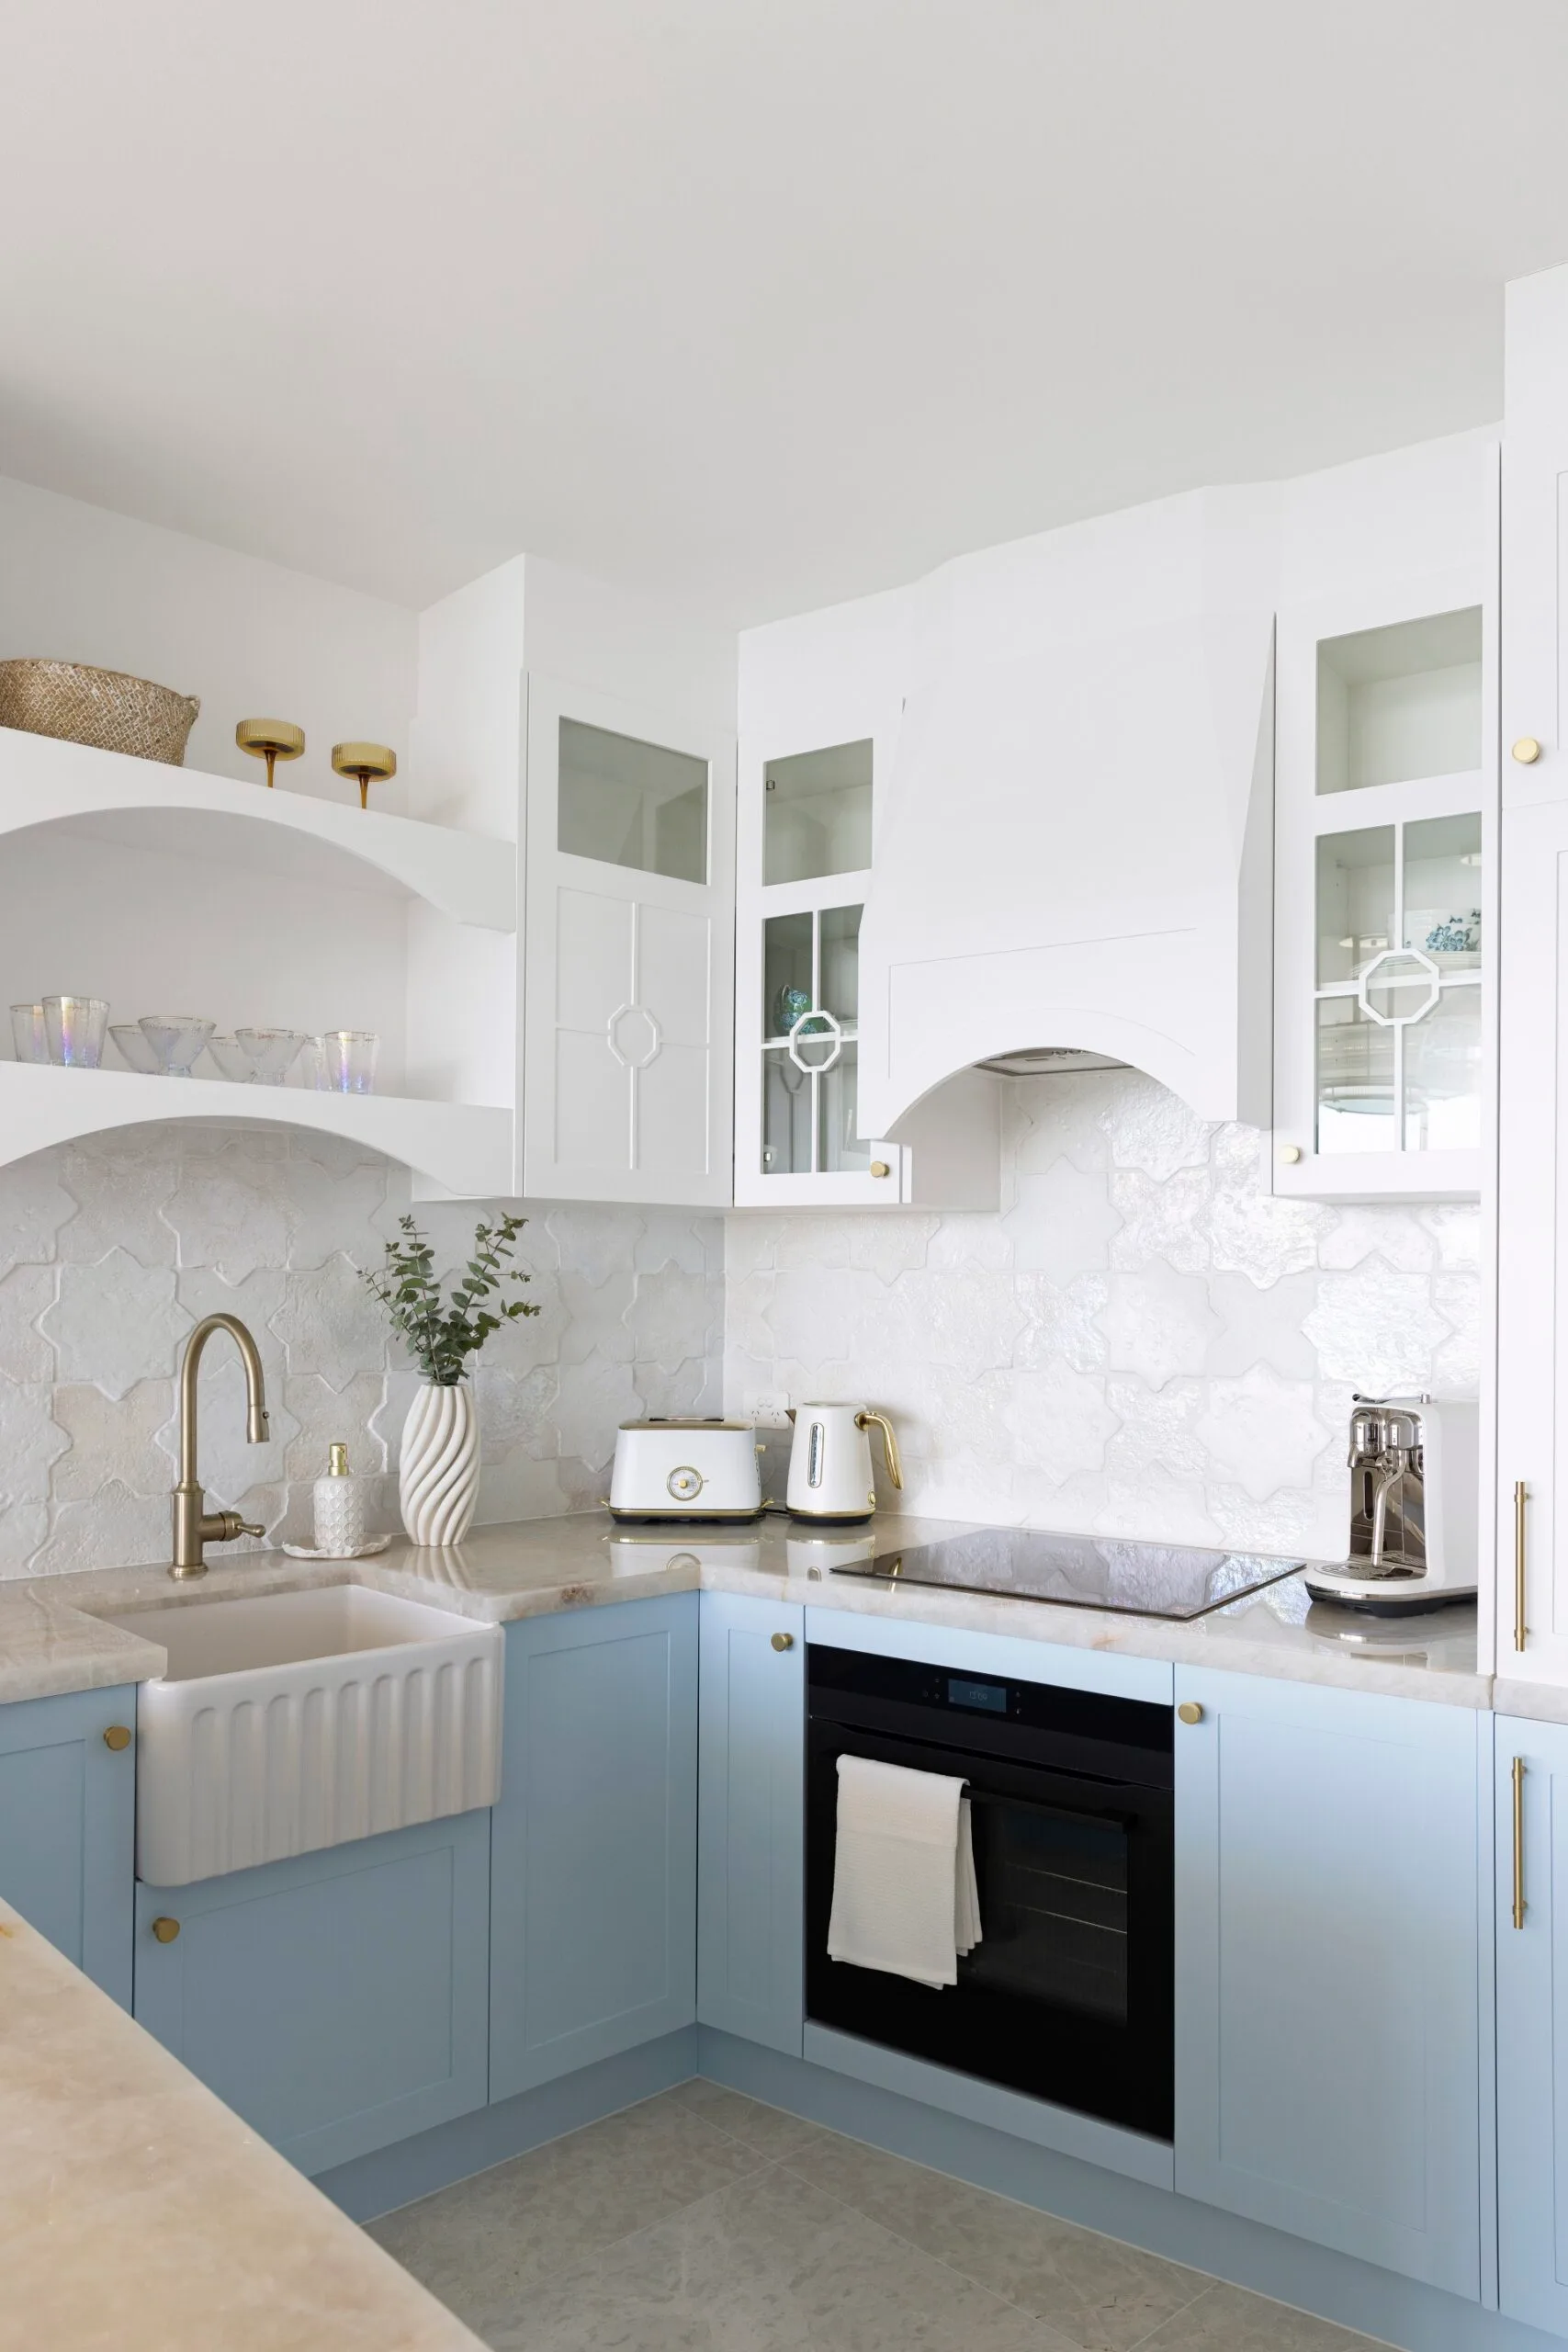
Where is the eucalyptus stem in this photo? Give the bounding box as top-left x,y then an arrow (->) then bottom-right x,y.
362,1211 -> 539,1385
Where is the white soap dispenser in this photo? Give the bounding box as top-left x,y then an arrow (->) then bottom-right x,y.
312,1440 -> 367,1557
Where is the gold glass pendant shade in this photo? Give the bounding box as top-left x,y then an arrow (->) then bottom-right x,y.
332,741 -> 397,809
235,717 -> 305,788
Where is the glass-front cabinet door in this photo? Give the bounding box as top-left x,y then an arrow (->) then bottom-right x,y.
736,727 -> 905,1204
524,675 -> 736,1206
1275,575 -> 1495,1200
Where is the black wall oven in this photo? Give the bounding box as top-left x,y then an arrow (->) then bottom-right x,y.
807,1643 -> 1174,2141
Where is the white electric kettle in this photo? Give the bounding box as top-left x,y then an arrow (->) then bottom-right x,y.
785,1403 -> 903,1522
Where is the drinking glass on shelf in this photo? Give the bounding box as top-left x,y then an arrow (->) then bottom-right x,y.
203,1035 -> 253,1082
138,1014 -> 215,1079
316,1030 -> 379,1093
43,996 -> 109,1069
108,1023 -> 161,1074
237,1027 -> 310,1086
10,1003 -> 48,1063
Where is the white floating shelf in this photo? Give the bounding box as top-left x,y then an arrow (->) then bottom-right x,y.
0,725 -> 516,933
0,1065 -> 515,1198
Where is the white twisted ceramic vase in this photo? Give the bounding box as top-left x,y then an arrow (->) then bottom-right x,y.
399,1379 -> 480,1546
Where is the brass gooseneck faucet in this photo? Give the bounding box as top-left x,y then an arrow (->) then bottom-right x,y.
170,1314 -> 271,1579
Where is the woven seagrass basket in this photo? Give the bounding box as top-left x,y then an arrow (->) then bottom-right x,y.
0,659 -> 200,765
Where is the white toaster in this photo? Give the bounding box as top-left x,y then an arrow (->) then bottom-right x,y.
609,1419 -> 763,1521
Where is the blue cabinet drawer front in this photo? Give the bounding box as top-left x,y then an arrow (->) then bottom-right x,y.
490,1596 -> 698,2099
133,1810 -> 490,2176
0,1684 -> 134,2006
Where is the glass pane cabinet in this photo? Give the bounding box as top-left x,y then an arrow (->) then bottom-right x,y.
558,717 -> 708,884
1275,561 -> 1495,1199
761,903 -> 871,1178
763,741 -> 873,885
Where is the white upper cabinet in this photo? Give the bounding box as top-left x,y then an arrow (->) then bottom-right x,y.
852,489 -> 1278,1146
1496,263 -> 1568,1689
524,676 -> 734,1204
735,594 -> 998,1208
1271,435 -> 1498,1202
414,555 -> 737,1207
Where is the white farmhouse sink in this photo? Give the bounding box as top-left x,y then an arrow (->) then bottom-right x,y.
95,1583 -> 503,1888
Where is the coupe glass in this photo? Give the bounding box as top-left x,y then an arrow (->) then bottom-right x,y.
138,1013 -> 215,1079
316,1030 -> 379,1093
108,1023 -> 161,1074
203,1035 -> 254,1082
10,1002 -> 48,1063
43,996 -> 109,1069
237,1026 -> 309,1085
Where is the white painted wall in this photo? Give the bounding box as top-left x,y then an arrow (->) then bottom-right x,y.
0,472 -> 417,812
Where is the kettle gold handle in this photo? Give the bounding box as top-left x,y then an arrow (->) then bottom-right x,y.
856,1409 -> 903,1491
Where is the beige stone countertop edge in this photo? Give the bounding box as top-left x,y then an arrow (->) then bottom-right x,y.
0,1899 -> 484,2352
0,1510 -> 1495,1713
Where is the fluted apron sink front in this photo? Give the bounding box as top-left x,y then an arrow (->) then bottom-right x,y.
95,1583 -> 502,1888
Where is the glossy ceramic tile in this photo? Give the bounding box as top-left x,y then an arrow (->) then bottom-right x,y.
369,2084 -> 1385,2352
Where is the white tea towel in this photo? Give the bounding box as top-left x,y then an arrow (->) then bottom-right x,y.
827,1755 -> 984,1989
956,1796 -> 981,1959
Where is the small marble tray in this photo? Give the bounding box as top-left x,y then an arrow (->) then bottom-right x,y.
280,1536 -> 392,1562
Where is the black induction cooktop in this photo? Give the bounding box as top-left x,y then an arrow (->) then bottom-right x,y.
829,1527 -> 1303,1619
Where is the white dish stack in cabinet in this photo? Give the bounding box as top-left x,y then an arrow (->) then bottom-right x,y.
734,591 -> 999,1208
413,555 -> 738,1205
1271,434 -> 1498,1204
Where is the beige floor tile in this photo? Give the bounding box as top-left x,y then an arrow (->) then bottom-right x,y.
782,2128 -> 1204,2352
1134,2282 -> 1386,2352
483,2163 -> 1081,2351
367,2089 -> 767,2331
669,2076 -> 827,2160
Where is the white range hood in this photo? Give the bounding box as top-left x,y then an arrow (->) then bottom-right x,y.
855,486 -> 1279,1140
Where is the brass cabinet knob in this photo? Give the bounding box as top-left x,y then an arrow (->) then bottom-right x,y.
771,1632 -> 795,1652
151,1917 -> 181,1944
870,1161 -> 891,1179
1178,1702 -> 1204,1725
1513,737 -> 1543,764
102,1724 -> 131,1751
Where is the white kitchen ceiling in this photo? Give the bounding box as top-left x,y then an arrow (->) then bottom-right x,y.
4,0 -> 1567,624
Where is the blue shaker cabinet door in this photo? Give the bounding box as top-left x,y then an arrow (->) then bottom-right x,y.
696,1591 -> 806,2054
489,1596 -> 698,2100
0,1684 -> 135,2007
1496,1714 -> 1568,2334
1174,1668 -> 1482,2300
132,1810 -> 491,2177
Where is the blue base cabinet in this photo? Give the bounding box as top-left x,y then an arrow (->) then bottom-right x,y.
0,1683 -> 134,2006
1175,1668 -> 1482,2301
697,1592 -> 805,2054
132,1811 -> 491,2177
489,1595 -> 697,2101
1496,1713 -> 1568,2333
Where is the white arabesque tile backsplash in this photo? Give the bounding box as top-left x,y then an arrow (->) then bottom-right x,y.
0,1121 -> 723,1580
724,1070 -> 1482,1560
0,1069 -> 1480,1579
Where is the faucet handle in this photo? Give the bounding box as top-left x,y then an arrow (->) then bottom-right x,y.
235,1520 -> 265,1541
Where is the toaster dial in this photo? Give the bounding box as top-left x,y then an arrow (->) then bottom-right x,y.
667,1464 -> 705,1502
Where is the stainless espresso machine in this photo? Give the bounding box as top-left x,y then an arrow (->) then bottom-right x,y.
1304,1394 -> 1479,1613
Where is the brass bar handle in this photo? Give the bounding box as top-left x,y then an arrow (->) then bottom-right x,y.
1513,1757 -> 1527,1930
857,1409 -> 904,1491
1516,1481 -> 1529,1653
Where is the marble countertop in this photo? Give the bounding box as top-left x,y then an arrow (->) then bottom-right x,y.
0,1894 -> 483,2352
0,1509 -> 1490,1711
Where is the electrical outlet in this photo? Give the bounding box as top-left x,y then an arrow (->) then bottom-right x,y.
747,1393 -> 791,1429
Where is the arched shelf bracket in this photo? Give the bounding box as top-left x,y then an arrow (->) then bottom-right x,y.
0,727 -> 516,933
